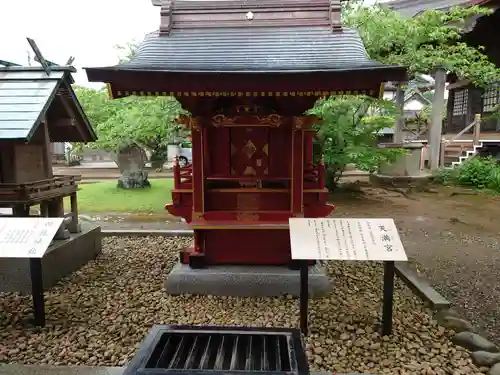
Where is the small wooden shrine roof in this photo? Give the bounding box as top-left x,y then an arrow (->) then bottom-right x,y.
0,66 -> 97,142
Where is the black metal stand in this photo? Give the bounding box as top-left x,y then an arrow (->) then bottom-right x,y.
381,261 -> 395,336
298,259 -> 396,337
29,258 -> 45,327
299,260 -> 309,336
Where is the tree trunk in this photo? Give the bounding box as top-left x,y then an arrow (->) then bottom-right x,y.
115,144 -> 151,189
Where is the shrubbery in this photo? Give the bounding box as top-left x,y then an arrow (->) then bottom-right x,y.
309,95 -> 406,191
434,156 -> 500,192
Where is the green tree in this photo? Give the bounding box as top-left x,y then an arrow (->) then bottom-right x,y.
344,1 -> 500,86
308,95 -> 406,190
308,1 -> 500,189
71,40 -> 188,188
115,40 -> 139,64
73,86 -> 186,185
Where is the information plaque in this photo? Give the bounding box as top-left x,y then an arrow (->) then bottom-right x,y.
0,217 -> 64,258
289,218 -> 407,261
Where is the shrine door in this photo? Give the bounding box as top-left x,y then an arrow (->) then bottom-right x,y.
230,127 -> 269,177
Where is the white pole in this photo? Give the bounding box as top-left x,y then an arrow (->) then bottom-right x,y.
393,83 -> 405,144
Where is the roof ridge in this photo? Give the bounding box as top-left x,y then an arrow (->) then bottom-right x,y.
159,0 -> 342,35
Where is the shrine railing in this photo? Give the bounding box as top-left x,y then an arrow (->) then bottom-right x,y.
172,160 -> 326,190
173,161 -> 193,189
304,163 -> 325,189
0,175 -> 81,203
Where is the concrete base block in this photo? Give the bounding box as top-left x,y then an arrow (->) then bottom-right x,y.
165,263 -> 331,297
370,172 -> 433,189
0,224 -> 102,294
395,261 -> 450,310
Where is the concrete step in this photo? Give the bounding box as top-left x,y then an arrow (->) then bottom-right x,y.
445,145 -> 473,152
444,150 -> 464,157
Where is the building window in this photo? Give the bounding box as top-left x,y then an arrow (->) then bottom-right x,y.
452,89 -> 468,116
483,84 -> 500,112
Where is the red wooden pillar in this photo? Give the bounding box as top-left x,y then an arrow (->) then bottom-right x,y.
190,117 -> 204,214
190,117 -> 204,254
291,119 -> 304,215
203,127 -> 210,175
304,132 -> 313,166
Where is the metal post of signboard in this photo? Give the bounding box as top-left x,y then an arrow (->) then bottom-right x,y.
381,261 -> 395,336
29,258 -> 46,327
299,260 -> 309,335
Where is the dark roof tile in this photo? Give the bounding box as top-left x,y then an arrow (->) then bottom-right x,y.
119,27 -> 396,72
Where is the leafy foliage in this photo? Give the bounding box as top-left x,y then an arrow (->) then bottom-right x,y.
434,156 -> 500,192
308,95 -> 407,190
115,40 -> 139,64
344,1 -> 500,87
74,86 -> 187,159
433,167 -> 459,186
72,40 -> 188,165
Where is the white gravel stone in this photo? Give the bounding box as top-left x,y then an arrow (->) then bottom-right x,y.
0,237 -> 483,374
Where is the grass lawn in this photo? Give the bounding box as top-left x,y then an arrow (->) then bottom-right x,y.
65,179 -> 174,213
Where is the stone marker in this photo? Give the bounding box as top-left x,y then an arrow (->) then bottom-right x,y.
452,332 -> 499,353
471,351 -> 500,367
116,144 -> 151,189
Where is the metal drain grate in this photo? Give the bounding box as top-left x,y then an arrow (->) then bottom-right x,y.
123,325 -> 309,375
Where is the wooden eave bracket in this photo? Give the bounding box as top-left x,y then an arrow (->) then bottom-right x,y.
330,0 -> 342,31
56,91 -> 87,140
160,0 -> 174,36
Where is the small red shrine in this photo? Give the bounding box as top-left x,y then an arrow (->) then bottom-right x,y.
86,0 -> 407,269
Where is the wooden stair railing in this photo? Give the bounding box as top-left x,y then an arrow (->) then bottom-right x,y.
439,114 -> 481,167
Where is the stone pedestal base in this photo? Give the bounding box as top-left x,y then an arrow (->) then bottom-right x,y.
117,171 -> 151,189
164,263 -> 331,297
0,224 -> 102,293
369,172 -> 433,189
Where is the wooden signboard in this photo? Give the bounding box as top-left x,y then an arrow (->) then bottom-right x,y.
0,217 -> 64,258
289,218 -> 407,262
289,218 -> 408,337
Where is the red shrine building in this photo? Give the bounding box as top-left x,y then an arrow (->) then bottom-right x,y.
86,0 -> 406,269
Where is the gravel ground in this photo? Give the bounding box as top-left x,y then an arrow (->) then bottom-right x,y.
330,186 -> 500,344
81,185 -> 500,344
0,236 -> 484,375
397,219 -> 500,342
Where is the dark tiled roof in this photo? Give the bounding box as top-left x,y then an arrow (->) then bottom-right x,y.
117,27 -> 398,73
386,0 -> 473,18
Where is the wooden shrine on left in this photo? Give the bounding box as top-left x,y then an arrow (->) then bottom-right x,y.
0,55 -> 102,303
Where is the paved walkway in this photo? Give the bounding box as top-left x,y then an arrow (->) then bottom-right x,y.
53,164 -> 369,181
53,167 -> 174,180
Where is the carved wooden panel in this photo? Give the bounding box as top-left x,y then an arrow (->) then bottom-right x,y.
236,193 -> 260,211
230,127 -> 269,177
